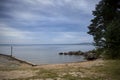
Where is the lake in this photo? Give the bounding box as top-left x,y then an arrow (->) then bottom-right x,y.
0,44 -> 95,65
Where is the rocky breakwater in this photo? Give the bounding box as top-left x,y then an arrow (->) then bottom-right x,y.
59,51 -> 84,55
59,50 -> 97,61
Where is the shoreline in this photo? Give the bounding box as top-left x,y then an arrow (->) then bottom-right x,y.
0,53 -> 36,66
0,53 -> 101,68
0,53 -> 98,66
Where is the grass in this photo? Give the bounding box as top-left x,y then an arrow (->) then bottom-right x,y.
90,60 -> 120,80
2,60 -> 120,80
36,69 -> 58,79
101,60 -> 120,80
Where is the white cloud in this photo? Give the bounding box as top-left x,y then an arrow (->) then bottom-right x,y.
66,0 -> 88,9
23,0 -> 54,6
10,10 -> 84,25
67,0 -> 99,14
52,32 -> 93,44
0,25 -> 93,44
0,0 -> 100,34
11,11 -> 40,21
0,23 -> 26,38
8,0 -> 98,21
0,0 -> 99,44
0,23 -> 47,44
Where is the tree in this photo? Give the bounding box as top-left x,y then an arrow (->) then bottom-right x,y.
88,0 -> 120,47
88,0 -> 105,47
88,0 -> 120,58
105,19 -> 120,59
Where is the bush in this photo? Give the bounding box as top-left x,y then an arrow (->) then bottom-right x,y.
104,19 -> 120,59
103,48 -> 120,59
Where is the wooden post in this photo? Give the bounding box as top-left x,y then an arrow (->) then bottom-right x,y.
11,46 -> 13,57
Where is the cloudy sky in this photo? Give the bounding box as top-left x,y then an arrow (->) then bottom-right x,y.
0,0 -> 100,44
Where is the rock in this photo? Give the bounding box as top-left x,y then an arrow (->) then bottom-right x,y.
68,51 -> 74,55
59,50 -> 85,56
75,51 -> 84,55
64,52 -> 68,55
85,53 -> 97,60
59,52 -> 63,55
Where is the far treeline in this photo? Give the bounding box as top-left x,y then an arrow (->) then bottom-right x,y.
88,0 -> 120,59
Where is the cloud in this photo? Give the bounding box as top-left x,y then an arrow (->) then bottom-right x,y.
0,0 -> 100,44
0,0 -> 99,21
0,23 -> 27,38
0,23 -> 93,44
0,23 -> 32,44
52,32 -> 93,44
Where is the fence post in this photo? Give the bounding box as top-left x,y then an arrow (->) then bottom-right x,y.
11,46 -> 13,57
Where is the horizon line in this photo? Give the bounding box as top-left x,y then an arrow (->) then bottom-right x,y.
0,43 -> 93,45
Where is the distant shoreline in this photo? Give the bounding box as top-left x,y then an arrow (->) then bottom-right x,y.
0,43 -> 93,46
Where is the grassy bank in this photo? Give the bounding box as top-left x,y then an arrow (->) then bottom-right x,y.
0,54 -> 120,80
92,59 -> 120,80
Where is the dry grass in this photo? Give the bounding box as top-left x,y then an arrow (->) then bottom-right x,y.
0,54 -> 120,80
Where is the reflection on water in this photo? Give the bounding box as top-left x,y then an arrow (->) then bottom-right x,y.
0,44 -> 95,64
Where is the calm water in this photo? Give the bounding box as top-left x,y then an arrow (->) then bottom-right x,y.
0,44 -> 95,65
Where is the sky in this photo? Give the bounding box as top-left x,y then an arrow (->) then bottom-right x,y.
0,0 -> 100,44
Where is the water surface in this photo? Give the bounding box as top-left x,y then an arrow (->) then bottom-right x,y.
0,44 -> 95,64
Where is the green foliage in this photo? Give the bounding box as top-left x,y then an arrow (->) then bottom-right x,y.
105,20 -> 120,48
95,48 -> 104,58
88,0 -> 106,47
88,0 -> 120,59
87,48 -> 105,58
104,20 -> 120,59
